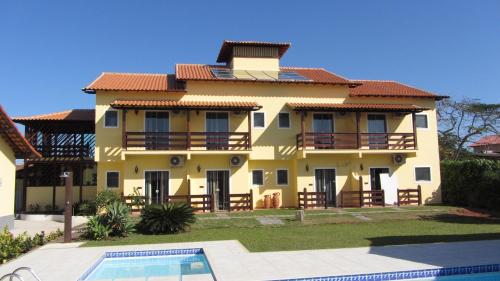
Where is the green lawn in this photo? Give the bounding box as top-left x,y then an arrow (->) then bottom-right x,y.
83,206 -> 500,252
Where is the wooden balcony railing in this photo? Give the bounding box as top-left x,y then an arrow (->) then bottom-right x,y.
296,133 -> 415,150
397,186 -> 422,206
124,132 -> 250,151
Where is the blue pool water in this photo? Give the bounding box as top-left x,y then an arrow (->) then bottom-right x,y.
414,272 -> 500,280
81,249 -> 215,280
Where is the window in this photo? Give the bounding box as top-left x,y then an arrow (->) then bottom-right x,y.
278,112 -> 290,128
276,169 -> 288,185
106,171 -> 120,188
415,167 -> 431,182
415,114 -> 428,129
252,170 -> 264,185
253,112 -> 265,128
104,110 -> 118,128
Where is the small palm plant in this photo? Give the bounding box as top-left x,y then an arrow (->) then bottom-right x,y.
137,203 -> 196,234
103,201 -> 134,237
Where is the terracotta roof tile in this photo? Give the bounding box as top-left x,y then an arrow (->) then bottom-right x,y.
175,64 -> 354,85
82,73 -> 185,93
350,80 -> 447,100
470,135 -> 500,147
110,99 -> 262,110
14,109 -> 95,122
287,102 -> 427,112
0,105 -> 41,158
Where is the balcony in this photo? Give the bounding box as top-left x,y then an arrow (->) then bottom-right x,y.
296,132 -> 416,150
124,131 -> 250,151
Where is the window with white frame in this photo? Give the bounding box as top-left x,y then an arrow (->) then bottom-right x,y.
106,171 -> 120,188
415,114 -> 428,129
104,110 -> 118,128
278,112 -> 290,128
253,112 -> 265,128
415,167 -> 431,182
276,169 -> 289,185
252,170 -> 264,185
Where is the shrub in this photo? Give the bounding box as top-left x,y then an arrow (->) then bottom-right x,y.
441,159 -> 500,211
74,200 -> 97,216
137,203 -> 196,234
102,201 -> 134,237
82,202 -> 133,240
0,227 -> 62,264
27,204 -> 41,213
128,187 -> 146,210
82,216 -> 110,241
95,190 -> 120,211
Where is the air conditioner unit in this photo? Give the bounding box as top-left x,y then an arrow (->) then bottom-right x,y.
170,155 -> 185,167
393,154 -> 406,165
230,155 -> 245,167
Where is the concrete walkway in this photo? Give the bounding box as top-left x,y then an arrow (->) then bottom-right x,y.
1,239 -> 499,280
10,218 -> 87,236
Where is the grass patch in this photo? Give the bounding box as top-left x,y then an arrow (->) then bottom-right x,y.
83,206 -> 500,252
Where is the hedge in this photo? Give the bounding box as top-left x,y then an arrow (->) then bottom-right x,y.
441,159 -> 500,211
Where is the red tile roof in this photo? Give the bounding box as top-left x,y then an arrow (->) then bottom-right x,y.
14,109 -> 95,123
82,73 -> 185,93
217,40 -> 291,63
175,64 -> 356,85
470,135 -> 500,147
350,80 -> 447,100
110,99 -> 262,110
287,102 -> 427,112
0,105 -> 41,158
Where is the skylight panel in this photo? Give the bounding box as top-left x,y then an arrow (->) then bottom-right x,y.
247,70 -> 276,81
278,71 -> 310,81
211,69 -> 235,79
232,70 -> 256,80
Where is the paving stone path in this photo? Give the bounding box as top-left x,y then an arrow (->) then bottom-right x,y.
256,217 -> 284,225
351,213 -> 372,221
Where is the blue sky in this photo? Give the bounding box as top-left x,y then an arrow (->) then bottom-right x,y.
1,0 -> 499,118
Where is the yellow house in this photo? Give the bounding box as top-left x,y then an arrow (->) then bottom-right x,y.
83,40 -> 446,210
0,105 -> 40,228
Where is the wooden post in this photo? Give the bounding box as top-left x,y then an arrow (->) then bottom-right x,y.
187,178 -> 191,206
210,192 -> 215,213
247,111 -> 252,149
303,187 -> 308,209
63,171 -> 73,243
186,110 -> 191,150
417,185 -> 422,205
324,192 -> 328,209
300,111 -> 306,149
358,176 -> 363,207
122,109 -> 127,149
52,162 -> 57,210
397,189 -> 401,206
381,190 -> 386,207
356,112 -> 361,149
249,189 -> 254,210
412,112 -> 418,149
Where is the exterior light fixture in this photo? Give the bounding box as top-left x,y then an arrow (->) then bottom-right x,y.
360,163 -> 364,171
197,165 -> 201,173
305,164 -> 309,172
135,165 -> 139,174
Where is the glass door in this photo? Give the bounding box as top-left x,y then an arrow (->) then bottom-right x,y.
206,112 -> 229,150
207,170 -> 230,210
313,114 -> 334,149
367,114 -> 387,148
145,111 -> 169,150
315,169 -> 336,206
145,171 -> 169,204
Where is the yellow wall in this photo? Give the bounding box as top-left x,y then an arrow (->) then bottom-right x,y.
0,137 -> 16,220
26,186 -> 97,210
94,80 -> 442,207
230,57 -> 280,71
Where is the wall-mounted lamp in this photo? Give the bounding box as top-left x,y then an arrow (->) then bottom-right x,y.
196,110 -> 200,116
134,165 -> 139,174
197,165 -> 201,173
134,110 -> 139,115
360,163 -> 364,171
305,163 -> 310,172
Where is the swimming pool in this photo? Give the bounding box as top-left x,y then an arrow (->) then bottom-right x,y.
78,248 -> 215,281
273,264 -> 500,281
